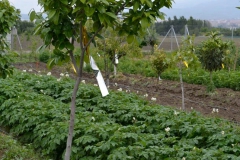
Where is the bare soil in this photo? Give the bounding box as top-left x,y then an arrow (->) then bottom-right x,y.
14,62 -> 240,124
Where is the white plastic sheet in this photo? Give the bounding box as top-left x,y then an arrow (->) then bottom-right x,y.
90,56 -> 109,97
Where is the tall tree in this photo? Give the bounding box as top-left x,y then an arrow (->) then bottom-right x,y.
0,0 -> 20,78
30,0 -> 173,159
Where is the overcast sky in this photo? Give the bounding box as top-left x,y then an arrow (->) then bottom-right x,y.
8,0 -> 240,20
7,0 -> 217,14
9,0 -> 41,14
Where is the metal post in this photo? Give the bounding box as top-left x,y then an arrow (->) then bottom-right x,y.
171,25 -> 173,51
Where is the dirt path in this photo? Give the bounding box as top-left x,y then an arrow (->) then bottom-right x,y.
14,62 -> 240,124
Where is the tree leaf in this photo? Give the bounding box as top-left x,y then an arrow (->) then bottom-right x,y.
60,0 -> 68,5
141,17 -> 149,28
105,12 -> 117,19
48,10 -> 56,20
85,7 -> 95,16
133,2 -> 139,12
80,0 -> 86,3
97,5 -> 105,13
53,12 -> 60,25
47,58 -> 56,69
29,10 -> 36,22
127,35 -> 134,44
140,0 -> 145,4
145,0 -> 153,8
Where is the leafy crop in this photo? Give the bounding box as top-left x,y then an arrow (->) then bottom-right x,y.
0,70 -> 240,159
162,68 -> 240,91
0,133 -> 47,160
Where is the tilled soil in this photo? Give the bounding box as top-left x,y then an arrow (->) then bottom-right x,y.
14,62 -> 240,124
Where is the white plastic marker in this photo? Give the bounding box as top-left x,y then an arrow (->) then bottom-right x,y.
90,56 -> 109,97
115,54 -> 119,64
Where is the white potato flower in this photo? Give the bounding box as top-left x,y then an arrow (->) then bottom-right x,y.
117,88 -> 122,91
151,97 -> 156,101
165,127 -> 170,132
144,94 -> 148,97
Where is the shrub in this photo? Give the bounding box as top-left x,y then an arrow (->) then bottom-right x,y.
39,50 -> 50,63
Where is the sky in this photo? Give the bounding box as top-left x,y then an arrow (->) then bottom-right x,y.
162,0 -> 240,20
9,0 -> 41,14
8,0 -> 240,19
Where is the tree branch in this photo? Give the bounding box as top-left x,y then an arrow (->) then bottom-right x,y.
69,36 -> 79,74
83,2 -> 128,50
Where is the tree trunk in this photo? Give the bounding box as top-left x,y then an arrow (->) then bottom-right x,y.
65,26 -> 86,160
210,71 -> 213,83
179,64 -> 185,110
64,76 -> 81,159
114,64 -> 117,76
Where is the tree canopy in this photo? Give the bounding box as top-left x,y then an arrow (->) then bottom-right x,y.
0,0 -> 20,78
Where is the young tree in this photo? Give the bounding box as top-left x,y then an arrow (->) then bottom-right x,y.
196,31 -> 229,92
223,41 -> 237,72
170,36 -> 199,110
30,0 -> 173,159
141,24 -> 159,54
0,0 -> 20,78
151,46 -> 168,81
96,31 -> 127,78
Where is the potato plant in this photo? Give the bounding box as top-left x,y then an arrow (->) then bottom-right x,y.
0,71 -> 240,159
30,0 -> 174,158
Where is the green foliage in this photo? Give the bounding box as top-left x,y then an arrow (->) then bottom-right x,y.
151,48 -> 168,77
162,68 -> 240,91
0,133 -> 47,159
15,20 -> 35,34
0,0 -> 20,38
30,0 -> 173,67
0,71 -> 240,159
39,49 -> 51,63
118,57 -> 155,77
223,41 -> 237,70
141,25 -> 159,53
196,32 -> 228,73
170,36 -> 200,69
196,31 -> 230,92
0,0 -> 20,78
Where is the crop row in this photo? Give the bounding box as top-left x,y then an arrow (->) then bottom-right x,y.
0,71 -> 240,159
91,54 -> 240,91
161,68 -> 240,91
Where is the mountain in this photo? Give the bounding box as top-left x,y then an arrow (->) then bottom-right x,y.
162,0 -> 240,20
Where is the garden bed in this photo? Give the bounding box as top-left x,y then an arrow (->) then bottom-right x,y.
14,62 -> 240,124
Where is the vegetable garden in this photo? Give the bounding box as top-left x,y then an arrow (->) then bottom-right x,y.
1,0 -> 240,159
1,70 -> 240,159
